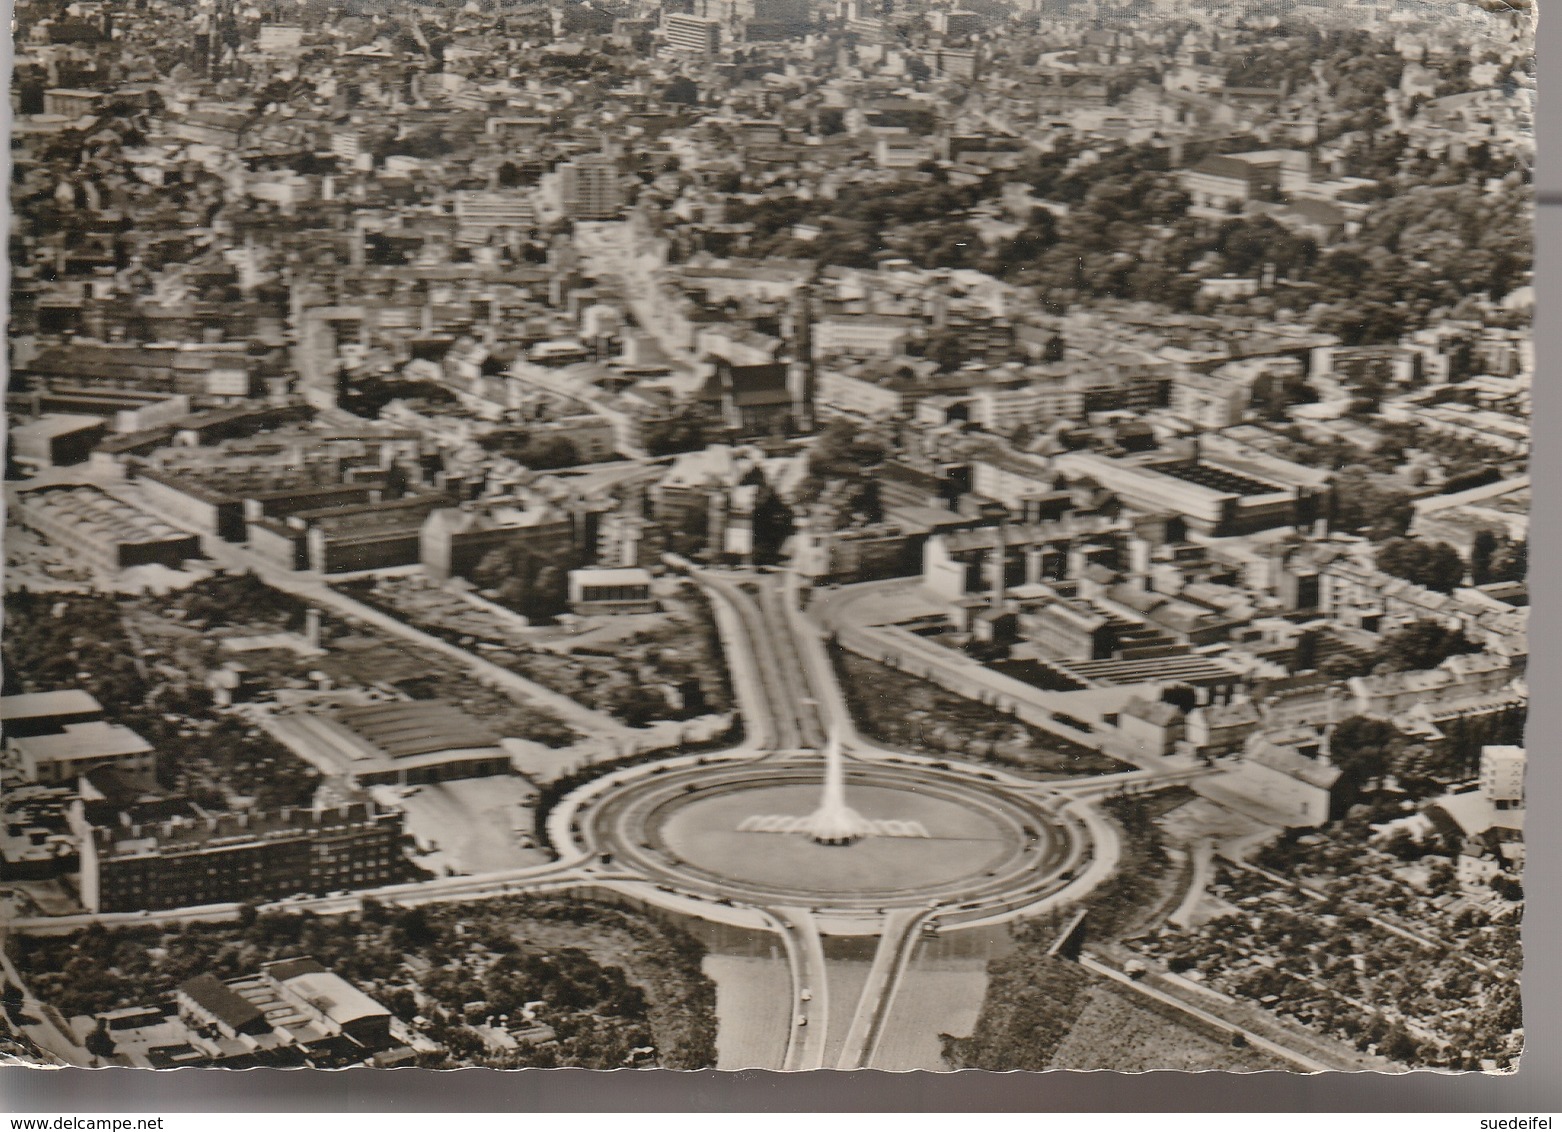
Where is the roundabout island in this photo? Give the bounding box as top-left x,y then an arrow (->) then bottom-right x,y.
561,736 -> 1093,922
536,571 -> 1131,1070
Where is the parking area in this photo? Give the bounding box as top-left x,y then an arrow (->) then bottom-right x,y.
378,775 -> 551,875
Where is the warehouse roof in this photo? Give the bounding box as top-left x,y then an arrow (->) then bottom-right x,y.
333,700 -> 502,760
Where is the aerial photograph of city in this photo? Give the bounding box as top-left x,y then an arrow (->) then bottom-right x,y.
0,0 -> 1532,1078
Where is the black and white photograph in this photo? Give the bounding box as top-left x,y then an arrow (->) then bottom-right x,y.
0,0 -> 1535,1083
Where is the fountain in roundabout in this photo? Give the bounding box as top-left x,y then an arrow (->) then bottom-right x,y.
736,729 -> 930,844
569,724 -> 1101,918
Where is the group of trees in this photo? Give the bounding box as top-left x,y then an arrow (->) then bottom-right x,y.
476,430 -> 583,471
1373,533 -> 1527,593
1320,618 -> 1481,683
3,584 -> 322,810
641,405 -> 713,457
16,894 -> 720,1071
793,418 -> 894,522
1325,690 -> 1513,802
1470,529 -> 1528,585
1305,182 -> 1532,345
469,541 -> 580,623
710,30 -> 1526,337
1329,467 -> 1416,541
1375,538 -> 1467,593
1377,618 -> 1481,672
339,375 -> 457,420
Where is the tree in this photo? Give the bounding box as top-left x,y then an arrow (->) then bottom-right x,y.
84,1018 -> 117,1063
922,329 -> 967,373
1376,538 -> 1466,593
383,987 -> 420,1022
393,906 -> 439,949
643,406 -> 710,457
1330,467 -> 1414,541
659,76 -> 696,105
749,480 -> 794,566
1489,874 -> 1523,901
1377,620 -> 1480,673
1489,538 -> 1527,583
1470,528 -> 1500,585
478,431 -> 583,470
1329,715 -> 1401,790
470,542 -> 573,622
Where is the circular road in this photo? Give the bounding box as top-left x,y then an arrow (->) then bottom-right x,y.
572,759 -> 1085,914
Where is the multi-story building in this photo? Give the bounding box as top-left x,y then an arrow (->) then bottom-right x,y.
42,88 -> 102,117
662,12 -> 722,54
330,127 -> 363,164
72,801 -> 406,913
14,722 -> 156,785
813,314 -> 921,359
567,567 -> 658,614
0,690 -> 106,739
97,959 -> 398,1068
1053,443 -> 1330,537
9,414 -> 107,468
1481,744 -> 1525,809
932,9 -> 983,36
249,492 -> 455,574
1179,155 -> 1272,214
875,136 -> 936,169
420,502 -> 579,583
970,379 -> 1084,432
557,154 -> 623,221
1226,726 -> 1344,828
450,191 -> 536,245
1171,371 -> 1247,429
256,23 -> 304,51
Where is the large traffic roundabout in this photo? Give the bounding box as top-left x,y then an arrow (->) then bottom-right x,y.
558,750 -> 1097,921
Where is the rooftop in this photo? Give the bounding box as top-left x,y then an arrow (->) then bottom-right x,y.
14,722 -> 153,765
1,689 -> 104,723
333,700 -> 503,760
178,974 -> 268,1034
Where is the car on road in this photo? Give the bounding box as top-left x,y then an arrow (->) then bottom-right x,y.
795,1014 -> 808,1028
799,989 -> 812,1002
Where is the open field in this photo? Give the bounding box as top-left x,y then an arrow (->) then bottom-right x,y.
870,955 -> 990,1071
1048,984 -> 1288,1071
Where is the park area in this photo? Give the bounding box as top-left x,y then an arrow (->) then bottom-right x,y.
131,573 -> 580,747
830,647 -> 1125,778
337,574 -> 733,727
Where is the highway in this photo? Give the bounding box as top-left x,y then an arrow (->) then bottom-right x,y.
685,566 -> 828,754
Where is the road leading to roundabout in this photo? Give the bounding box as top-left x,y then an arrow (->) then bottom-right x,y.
572,757 -> 1085,915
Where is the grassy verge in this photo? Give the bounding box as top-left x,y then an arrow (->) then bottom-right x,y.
831,645 -> 1125,778
945,789 -> 1201,1071
530,734 -> 742,856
